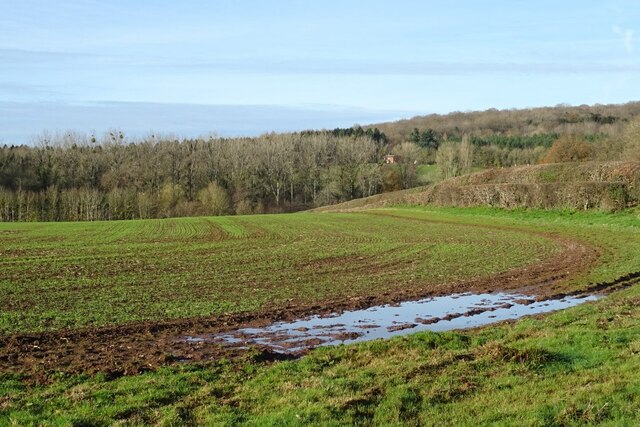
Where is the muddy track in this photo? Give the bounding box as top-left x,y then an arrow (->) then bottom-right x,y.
0,219 -> 623,382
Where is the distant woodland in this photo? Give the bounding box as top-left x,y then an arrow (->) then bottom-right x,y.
1,102 -> 640,221
369,101 -> 640,144
0,129 -> 388,221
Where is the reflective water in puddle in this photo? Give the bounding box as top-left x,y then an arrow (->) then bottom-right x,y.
185,292 -> 599,353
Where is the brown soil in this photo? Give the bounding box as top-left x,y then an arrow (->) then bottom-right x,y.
3,225 -> 640,383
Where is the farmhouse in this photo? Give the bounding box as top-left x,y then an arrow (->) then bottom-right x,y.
384,154 -> 398,164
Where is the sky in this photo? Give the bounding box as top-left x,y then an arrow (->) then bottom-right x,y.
1,0 -> 639,144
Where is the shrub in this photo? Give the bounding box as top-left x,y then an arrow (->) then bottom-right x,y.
198,182 -> 230,216
540,135 -> 594,164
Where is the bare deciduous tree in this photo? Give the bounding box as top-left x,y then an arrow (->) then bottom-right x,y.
436,136 -> 474,179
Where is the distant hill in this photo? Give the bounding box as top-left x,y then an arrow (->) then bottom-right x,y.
365,102 -> 640,144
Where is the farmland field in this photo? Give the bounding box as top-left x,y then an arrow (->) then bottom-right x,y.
2,206 -> 640,425
0,210 -> 570,334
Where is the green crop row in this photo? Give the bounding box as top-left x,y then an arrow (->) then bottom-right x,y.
1,209 -> 558,334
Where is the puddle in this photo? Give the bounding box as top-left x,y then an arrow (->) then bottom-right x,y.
184,292 -> 599,354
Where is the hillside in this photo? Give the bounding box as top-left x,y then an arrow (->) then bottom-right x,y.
315,161 -> 640,212
366,102 -> 640,144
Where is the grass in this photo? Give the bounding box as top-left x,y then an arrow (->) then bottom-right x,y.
416,165 -> 484,185
416,164 -> 440,184
2,206 -> 640,425
379,206 -> 640,287
1,210 -> 558,334
5,292 -> 640,426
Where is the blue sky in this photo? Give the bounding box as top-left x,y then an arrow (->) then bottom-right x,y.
1,0 -> 639,143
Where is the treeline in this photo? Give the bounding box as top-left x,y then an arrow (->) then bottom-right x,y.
470,134 -> 557,149
301,126 -> 388,145
0,130 -> 399,221
370,102 -> 640,144
4,103 -> 640,222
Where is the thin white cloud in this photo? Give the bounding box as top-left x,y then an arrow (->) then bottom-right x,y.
5,47 -> 639,76
163,59 -> 640,76
0,82 -> 64,100
0,47 -> 98,61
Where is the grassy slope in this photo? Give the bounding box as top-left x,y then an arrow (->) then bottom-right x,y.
0,211 -> 557,334
2,206 -> 640,425
416,165 -> 486,185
